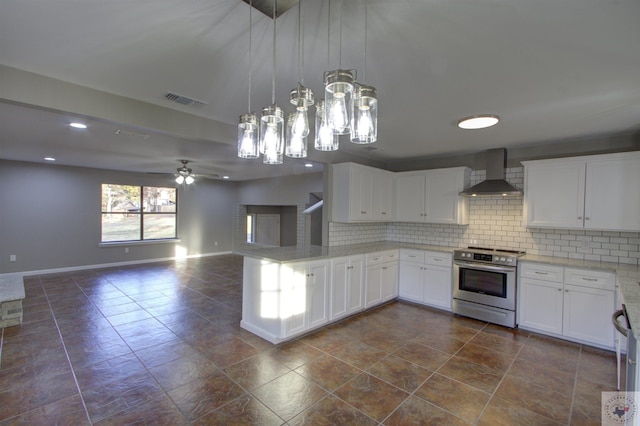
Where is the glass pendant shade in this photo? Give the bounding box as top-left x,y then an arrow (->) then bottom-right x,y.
237,113 -> 259,158
314,99 -> 339,151
260,105 -> 284,165
323,69 -> 356,135
350,84 -> 378,144
285,113 -> 308,158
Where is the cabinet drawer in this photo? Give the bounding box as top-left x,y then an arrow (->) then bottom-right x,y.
519,263 -> 564,283
400,249 -> 425,263
565,268 -> 615,291
367,250 -> 398,265
425,252 -> 452,267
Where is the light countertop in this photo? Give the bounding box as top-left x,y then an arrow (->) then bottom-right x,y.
236,244 -> 640,337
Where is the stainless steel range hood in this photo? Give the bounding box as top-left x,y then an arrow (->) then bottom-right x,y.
460,148 -> 523,197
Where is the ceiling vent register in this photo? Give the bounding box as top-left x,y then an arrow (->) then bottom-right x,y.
164,92 -> 208,107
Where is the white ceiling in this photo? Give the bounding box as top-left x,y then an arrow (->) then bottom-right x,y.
1,0 -> 639,180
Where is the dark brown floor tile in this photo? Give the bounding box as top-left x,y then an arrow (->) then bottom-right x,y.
383,395 -> 470,426
134,339 -> 199,369
1,318 -> 59,340
93,394 -> 189,426
167,372 -> 246,421
252,371 -> 327,421
438,356 -> 506,393
494,374 -> 572,424
509,356 -> 577,394
0,394 -> 89,426
414,373 -> 491,423
82,370 -> 166,423
290,394 -> 377,426
392,341 -> 451,371
577,346 -> 617,388
571,376 -> 615,425
477,396 -> 562,426
357,328 -> 412,352
454,342 -> 516,371
295,353 -> 362,391
412,333 -> 467,354
334,372 -> 409,422
65,336 -> 133,370
367,355 -> 432,392
330,340 -> 388,370
193,394 -> 283,426
96,301 -> 142,317
74,352 -> 146,392
518,342 -> 580,373
302,329 -> 351,352
224,353 -> 291,390
264,340 -> 324,370
205,337 -> 258,368
0,370 -> 80,422
149,352 -> 220,391
0,354 -> 72,392
469,330 -> 524,355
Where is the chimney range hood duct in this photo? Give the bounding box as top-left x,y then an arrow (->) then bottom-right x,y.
460,148 -> 523,197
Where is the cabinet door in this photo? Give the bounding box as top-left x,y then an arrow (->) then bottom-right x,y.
399,261 -> 424,302
424,169 -> 460,224
308,261 -> 330,329
518,278 -> 563,335
394,174 -> 426,222
423,266 -> 452,311
346,256 -> 365,315
585,157 -> 640,231
351,165 -> 373,221
282,262 -> 309,337
365,264 -> 383,308
330,257 -> 349,321
372,170 -> 393,221
524,161 -> 586,229
381,262 -> 399,302
563,284 -> 615,348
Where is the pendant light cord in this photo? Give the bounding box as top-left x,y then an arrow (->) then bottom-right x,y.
271,0 -> 276,104
327,0 -> 331,68
248,0 -> 253,112
338,0 -> 343,68
298,0 -> 303,85
363,0 -> 367,81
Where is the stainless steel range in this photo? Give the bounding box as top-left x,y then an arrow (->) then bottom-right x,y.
452,247 -> 525,328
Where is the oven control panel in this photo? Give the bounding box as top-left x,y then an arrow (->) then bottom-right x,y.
454,250 -> 520,266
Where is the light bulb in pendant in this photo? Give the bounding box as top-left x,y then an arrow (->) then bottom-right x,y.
329,94 -> 349,134
356,106 -> 373,138
292,108 -> 309,137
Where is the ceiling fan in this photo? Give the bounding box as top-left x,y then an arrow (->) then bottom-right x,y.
175,160 -> 195,184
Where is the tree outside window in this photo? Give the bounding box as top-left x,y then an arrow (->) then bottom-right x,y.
101,184 -> 177,242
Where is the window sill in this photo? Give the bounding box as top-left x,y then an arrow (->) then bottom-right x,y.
99,239 -> 181,248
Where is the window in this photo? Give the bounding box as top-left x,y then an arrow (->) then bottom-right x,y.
101,184 -> 177,242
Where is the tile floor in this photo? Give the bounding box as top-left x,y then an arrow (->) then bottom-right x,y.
0,254 -> 619,425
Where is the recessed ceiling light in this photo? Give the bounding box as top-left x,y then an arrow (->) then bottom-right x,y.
304,163 -> 313,168
457,115 -> 500,130
222,176 -> 230,180
44,157 -> 56,161
70,122 -> 87,129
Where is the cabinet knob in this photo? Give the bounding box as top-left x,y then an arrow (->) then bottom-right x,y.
585,217 -> 590,220
557,288 -> 562,291
565,289 -> 569,292
381,212 -> 387,215
578,216 -> 582,220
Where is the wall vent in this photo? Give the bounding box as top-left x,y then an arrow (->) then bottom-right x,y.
165,92 -> 208,107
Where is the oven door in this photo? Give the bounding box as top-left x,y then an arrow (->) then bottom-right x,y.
453,261 -> 516,311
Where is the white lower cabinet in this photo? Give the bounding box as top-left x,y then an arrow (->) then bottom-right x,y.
399,250 -> 452,311
365,251 -> 399,309
518,262 -> 615,349
282,260 -> 330,337
330,255 -> 364,321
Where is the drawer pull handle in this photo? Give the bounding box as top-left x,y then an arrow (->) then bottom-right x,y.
582,278 -> 598,282
535,272 -> 548,275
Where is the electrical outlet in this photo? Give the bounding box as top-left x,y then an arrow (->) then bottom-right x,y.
124,247 -> 129,254
214,241 -> 218,246
9,254 -> 16,262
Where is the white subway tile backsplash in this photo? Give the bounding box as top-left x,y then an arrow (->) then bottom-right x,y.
327,166 -> 639,265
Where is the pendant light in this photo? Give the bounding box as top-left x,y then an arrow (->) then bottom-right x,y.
351,0 -> 377,144
286,0 -> 313,158
315,0 -> 340,151
237,0 -> 259,158
324,1 -> 355,136
261,0 -> 284,165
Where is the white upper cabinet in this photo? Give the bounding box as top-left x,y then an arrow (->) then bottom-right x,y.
394,167 -> 470,224
331,163 -> 394,223
523,151 -> 640,231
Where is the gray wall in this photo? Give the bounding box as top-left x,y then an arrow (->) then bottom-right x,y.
0,160 -> 237,274
237,172 -> 323,205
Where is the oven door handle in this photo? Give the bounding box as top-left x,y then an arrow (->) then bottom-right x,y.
454,261 -> 515,273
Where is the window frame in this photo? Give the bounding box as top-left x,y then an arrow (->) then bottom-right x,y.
100,184 -> 178,244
